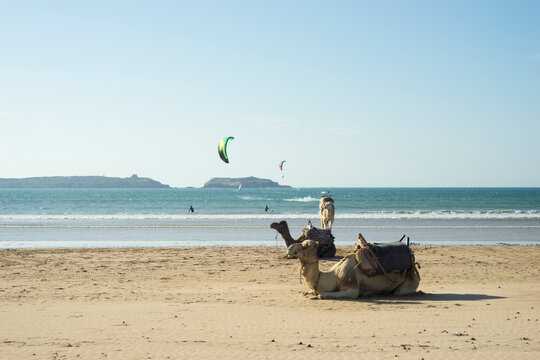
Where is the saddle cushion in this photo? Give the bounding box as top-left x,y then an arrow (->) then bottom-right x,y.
306,227 -> 334,245
371,241 -> 413,275
305,227 -> 336,258
355,249 -> 378,276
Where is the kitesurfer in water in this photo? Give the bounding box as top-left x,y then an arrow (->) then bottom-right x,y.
264,205 -> 270,212
189,206 -> 194,213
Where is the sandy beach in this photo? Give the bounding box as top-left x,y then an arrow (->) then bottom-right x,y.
1,245 -> 539,359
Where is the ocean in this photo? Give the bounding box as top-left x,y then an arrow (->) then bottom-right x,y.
0,188 -> 539,248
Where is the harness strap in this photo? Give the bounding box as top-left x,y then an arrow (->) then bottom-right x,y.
347,256 -> 362,281
358,233 -> 404,283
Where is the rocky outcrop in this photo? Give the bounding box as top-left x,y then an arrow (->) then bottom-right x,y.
0,174 -> 170,188
203,176 -> 290,188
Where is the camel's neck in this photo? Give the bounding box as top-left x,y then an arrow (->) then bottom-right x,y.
300,260 -> 320,292
277,225 -> 296,247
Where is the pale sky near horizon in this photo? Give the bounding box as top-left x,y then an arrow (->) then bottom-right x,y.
1,1 -> 539,188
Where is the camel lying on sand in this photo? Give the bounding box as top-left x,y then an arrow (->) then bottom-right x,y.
270,220 -> 336,258
319,196 -> 335,230
286,239 -> 420,299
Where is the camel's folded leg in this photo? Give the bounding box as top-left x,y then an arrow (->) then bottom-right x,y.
392,277 -> 420,296
318,288 -> 359,299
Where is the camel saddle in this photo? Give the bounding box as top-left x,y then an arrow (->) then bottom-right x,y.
305,227 -> 336,258
371,241 -> 413,275
355,234 -> 414,277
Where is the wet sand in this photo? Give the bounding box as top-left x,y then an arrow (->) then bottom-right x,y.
1,246 -> 539,359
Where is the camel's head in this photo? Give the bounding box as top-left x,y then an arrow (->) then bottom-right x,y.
285,240 -> 319,260
270,220 -> 288,232
320,196 -> 334,206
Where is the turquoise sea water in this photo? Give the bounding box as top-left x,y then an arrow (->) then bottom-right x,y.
1,188 -> 539,248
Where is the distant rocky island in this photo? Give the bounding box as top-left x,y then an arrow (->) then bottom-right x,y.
203,176 -> 290,188
0,175 -> 170,189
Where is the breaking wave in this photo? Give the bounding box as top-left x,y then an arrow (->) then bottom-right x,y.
0,210 -> 539,221
239,196 -> 273,201
283,196 -> 319,202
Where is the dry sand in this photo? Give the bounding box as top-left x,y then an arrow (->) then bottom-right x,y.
1,245 -> 539,359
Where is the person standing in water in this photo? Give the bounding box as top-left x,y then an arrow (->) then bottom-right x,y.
264,205 -> 270,212
189,206 -> 194,213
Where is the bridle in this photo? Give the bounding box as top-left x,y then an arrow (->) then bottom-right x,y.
297,248 -> 320,288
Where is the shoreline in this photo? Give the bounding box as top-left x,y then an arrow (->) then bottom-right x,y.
1,245 -> 539,359
2,218 -> 540,248
2,242 -> 540,250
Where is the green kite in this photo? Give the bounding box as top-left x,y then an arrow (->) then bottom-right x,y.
218,136 -> 234,163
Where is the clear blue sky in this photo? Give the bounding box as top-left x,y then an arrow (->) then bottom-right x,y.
1,1 -> 539,187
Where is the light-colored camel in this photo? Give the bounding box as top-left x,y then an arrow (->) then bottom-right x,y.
286,240 -> 420,299
319,196 -> 334,230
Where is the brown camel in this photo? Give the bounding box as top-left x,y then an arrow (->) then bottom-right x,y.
270,220 -> 336,258
269,220 -> 306,247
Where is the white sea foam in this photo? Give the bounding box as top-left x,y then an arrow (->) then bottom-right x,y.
284,196 -> 319,202
0,213 -> 315,221
336,210 -> 540,220
0,210 -> 539,221
239,196 -> 273,201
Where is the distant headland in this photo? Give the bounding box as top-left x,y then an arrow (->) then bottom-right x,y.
0,175 -> 170,189
203,177 -> 290,188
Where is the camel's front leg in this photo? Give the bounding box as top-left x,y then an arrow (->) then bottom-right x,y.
318,288 -> 359,299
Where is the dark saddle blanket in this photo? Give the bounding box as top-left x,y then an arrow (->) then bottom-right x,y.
371,241 -> 413,275
305,227 -> 336,258
306,227 -> 334,245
